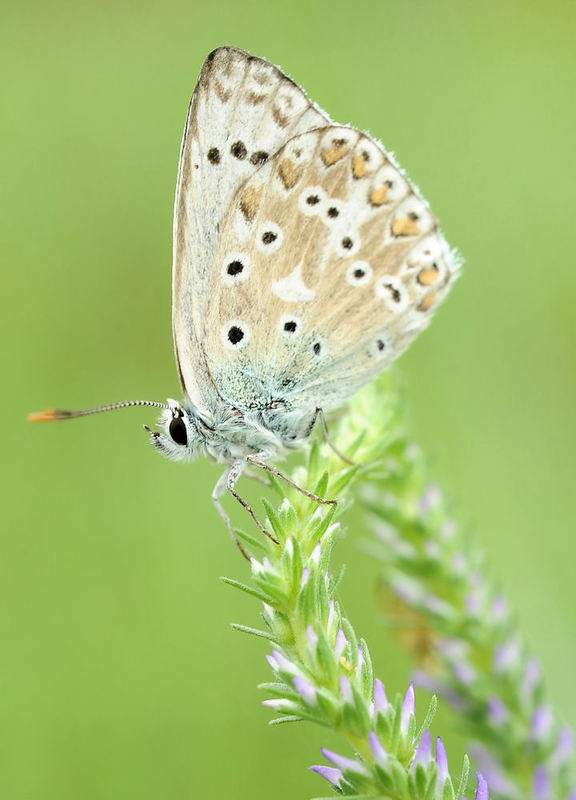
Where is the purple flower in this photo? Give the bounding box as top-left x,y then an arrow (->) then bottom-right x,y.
327,600 -> 336,630
269,649 -> 298,675
487,696 -> 508,726
311,542 -> 321,564
435,737 -> 449,787
491,595 -> 508,623
419,483 -> 442,514
340,675 -> 352,703
374,678 -> 388,714
531,705 -> 553,742
521,657 -> 540,701
493,639 -> 520,673
369,731 -> 388,766
306,625 -> 318,652
293,676 -> 316,706
401,683 -> 415,734
551,725 -> 573,768
321,748 -> 371,777
453,661 -> 476,686
309,765 -> 342,788
533,766 -> 550,800
335,628 -> 347,658
412,730 -> 432,767
474,772 -> 488,800
412,670 -> 468,712
470,745 -> 520,798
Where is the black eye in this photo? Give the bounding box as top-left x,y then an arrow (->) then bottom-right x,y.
169,416 -> 188,446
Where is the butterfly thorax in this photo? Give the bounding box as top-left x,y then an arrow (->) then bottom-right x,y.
148,397 -> 313,465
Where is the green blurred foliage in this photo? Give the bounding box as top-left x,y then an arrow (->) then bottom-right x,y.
1,0 -> 575,797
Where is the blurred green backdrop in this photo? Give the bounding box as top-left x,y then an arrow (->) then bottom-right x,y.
2,0 -> 575,797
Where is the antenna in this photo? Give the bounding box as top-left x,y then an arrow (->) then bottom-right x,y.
27,399 -> 169,423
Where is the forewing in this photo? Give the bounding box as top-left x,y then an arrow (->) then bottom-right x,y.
203,125 -> 460,414
172,47 -> 329,414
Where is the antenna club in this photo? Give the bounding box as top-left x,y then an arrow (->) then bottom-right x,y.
27,409 -> 71,423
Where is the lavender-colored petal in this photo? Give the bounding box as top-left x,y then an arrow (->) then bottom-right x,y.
470,744 -> 521,798
321,748 -> 371,777
465,590 -> 482,616
413,730 -> 432,766
340,675 -> 352,703
533,766 -> 550,800
374,678 -> 388,713
453,661 -> 476,686
250,557 -> 264,574
493,639 -> 520,673
412,670 -> 469,712
270,649 -> 298,675
335,628 -> 347,658
310,765 -> 342,787
357,644 -> 364,670
310,542 -> 321,564
492,594 -> 508,622
327,600 -> 335,630
300,567 -> 309,587
474,772 -> 488,800
293,676 -> 316,706
401,684 -> 415,733
531,705 -> 553,741
419,483 -> 441,513
551,725 -> 573,767
262,698 -> 296,711
487,696 -> 508,726
306,625 -> 318,652
435,737 -> 449,785
522,657 -> 540,697
369,731 -> 388,766
440,518 -> 457,540
266,653 -> 278,671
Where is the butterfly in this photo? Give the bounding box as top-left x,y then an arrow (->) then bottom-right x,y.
30,47 -> 460,556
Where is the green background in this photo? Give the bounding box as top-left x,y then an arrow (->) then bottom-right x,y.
2,0 -> 575,797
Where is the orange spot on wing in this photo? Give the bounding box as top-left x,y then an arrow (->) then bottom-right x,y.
278,158 -> 302,189
352,153 -> 369,179
392,214 -> 420,237
369,184 -> 391,206
321,139 -> 348,166
417,266 -> 440,286
417,291 -> 437,311
239,185 -> 263,222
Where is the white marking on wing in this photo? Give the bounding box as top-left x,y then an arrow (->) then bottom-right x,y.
272,262 -> 315,302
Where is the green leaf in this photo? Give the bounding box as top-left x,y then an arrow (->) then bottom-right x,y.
219,576 -> 270,603
456,755 -> 470,800
268,715 -> 302,725
415,695 -> 437,747
261,497 -> 286,540
230,623 -> 279,643
234,527 -> 266,552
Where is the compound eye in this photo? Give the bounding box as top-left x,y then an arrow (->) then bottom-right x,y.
169,415 -> 188,446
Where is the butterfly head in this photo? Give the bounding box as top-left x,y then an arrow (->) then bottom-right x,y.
145,399 -> 205,463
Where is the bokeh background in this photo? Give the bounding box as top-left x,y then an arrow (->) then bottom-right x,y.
2,0 -> 575,797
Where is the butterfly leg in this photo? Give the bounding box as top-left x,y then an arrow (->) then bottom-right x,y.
307,407 -> 356,466
226,462 -> 279,546
246,455 -> 337,506
212,467 -> 250,560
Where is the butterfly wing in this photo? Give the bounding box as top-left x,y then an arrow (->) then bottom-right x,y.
172,47 -> 329,416
202,125 -> 460,421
